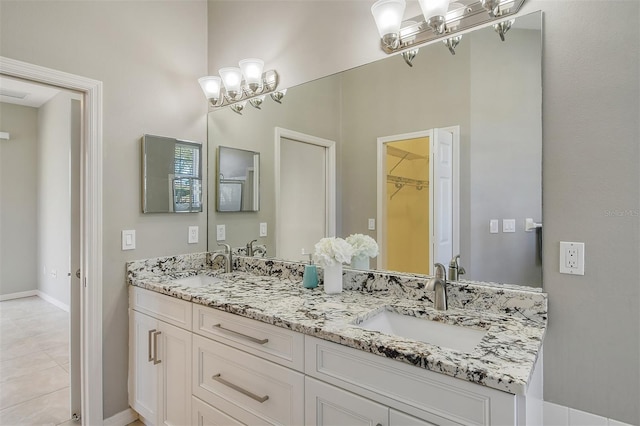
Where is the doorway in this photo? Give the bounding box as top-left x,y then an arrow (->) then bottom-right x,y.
274,127 -> 336,261
377,127 -> 460,275
0,56 -> 103,424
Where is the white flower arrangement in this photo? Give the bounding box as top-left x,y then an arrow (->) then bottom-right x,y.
313,237 -> 354,267
346,234 -> 379,258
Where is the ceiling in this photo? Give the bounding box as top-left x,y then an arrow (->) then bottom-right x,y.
0,75 -> 61,108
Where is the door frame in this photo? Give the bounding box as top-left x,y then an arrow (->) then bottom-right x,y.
274,127 -> 336,258
376,127 -> 460,274
0,56 -> 104,424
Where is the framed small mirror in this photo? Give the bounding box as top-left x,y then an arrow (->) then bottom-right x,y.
142,134 -> 202,213
217,146 -> 260,212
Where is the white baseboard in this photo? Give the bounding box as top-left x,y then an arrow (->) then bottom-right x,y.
0,290 -> 38,301
104,407 -> 139,426
37,291 -> 70,312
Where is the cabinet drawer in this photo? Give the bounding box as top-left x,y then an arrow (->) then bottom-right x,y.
130,286 -> 192,330
306,336 -> 515,426
193,334 -> 304,425
193,304 -> 304,371
192,396 -> 244,426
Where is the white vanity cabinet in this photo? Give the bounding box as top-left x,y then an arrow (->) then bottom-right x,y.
191,304 -> 305,425
129,287 -> 192,426
305,336 -> 540,426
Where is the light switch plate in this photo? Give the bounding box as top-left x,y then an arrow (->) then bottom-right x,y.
368,218 -> 376,231
188,226 -> 199,244
490,219 -> 499,234
259,222 -> 267,237
503,219 -> 516,233
216,224 -> 226,241
122,230 -> 136,250
560,241 -> 585,275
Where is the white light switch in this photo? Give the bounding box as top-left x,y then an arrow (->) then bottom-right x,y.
122,230 -> 136,250
216,224 -> 226,241
560,241 -> 585,275
188,226 -> 199,244
489,219 -> 499,234
259,222 -> 267,237
503,219 -> 516,233
368,218 -> 376,231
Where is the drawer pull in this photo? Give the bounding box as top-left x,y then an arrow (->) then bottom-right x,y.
212,324 -> 269,345
212,374 -> 269,403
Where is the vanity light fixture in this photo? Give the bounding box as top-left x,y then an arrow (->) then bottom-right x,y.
371,0 -> 525,60
198,58 -> 283,113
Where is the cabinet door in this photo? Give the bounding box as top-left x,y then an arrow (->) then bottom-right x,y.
129,310 -> 159,422
157,320 -> 192,426
390,409 -> 439,426
305,377 -> 388,426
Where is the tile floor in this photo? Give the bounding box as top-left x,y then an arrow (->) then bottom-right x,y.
0,296 -> 71,425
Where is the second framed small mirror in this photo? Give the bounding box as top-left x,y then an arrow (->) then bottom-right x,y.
217,146 -> 260,212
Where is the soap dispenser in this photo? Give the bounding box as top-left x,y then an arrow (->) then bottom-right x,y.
302,253 -> 318,289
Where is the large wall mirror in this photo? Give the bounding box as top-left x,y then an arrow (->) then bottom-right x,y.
142,134 -> 202,213
207,11 -> 542,288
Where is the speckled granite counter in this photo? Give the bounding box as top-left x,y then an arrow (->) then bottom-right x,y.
127,252 -> 547,396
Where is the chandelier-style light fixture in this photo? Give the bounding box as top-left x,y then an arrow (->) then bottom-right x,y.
371,0 -> 526,64
198,58 -> 285,115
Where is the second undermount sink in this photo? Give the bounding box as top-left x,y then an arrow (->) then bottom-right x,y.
355,310 -> 487,353
171,274 -> 224,288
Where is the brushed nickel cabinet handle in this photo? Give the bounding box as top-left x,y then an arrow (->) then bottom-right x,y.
148,329 -> 156,362
153,331 -> 162,365
212,324 -> 269,345
212,374 -> 269,403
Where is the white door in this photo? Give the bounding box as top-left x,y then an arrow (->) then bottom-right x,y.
276,128 -> 336,261
305,377 -> 388,426
432,129 -> 454,269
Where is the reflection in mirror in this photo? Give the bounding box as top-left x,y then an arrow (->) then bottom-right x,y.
217,146 -> 260,212
207,11 -> 542,287
142,134 -> 202,213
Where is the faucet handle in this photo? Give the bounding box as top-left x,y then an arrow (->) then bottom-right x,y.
433,263 -> 447,281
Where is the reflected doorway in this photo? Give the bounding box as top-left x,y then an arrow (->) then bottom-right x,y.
377,127 -> 460,275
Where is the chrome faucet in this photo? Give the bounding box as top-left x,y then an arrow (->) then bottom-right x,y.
427,263 -> 448,311
448,254 -> 466,281
246,239 -> 257,256
212,243 -> 232,273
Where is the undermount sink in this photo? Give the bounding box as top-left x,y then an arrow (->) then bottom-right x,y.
171,274 -> 224,288
355,310 -> 487,352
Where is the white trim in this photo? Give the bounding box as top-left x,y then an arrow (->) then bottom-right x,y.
0,290 -> 38,301
103,408 -> 139,426
376,128 -> 460,273
0,56 -> 104,425
37,291 -> 70,312
274,127 -> 336,258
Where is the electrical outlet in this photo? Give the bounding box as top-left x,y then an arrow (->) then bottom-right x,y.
368,218 -> 376,231
216,224 -> 226,241
259,222 -> 267,237
188,226 -> 199,244
560,241 -> 585,275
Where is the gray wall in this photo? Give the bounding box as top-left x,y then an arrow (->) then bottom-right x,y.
0,0 -> 208,418
37,91 -> 77,308
0,103 -> 38,296
208,1 -> 640,424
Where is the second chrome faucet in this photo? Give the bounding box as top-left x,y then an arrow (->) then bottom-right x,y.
212,243 -> 233,273
427,263 -> 448,311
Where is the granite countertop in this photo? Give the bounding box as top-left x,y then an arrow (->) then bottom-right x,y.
128,256 -> 547,396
